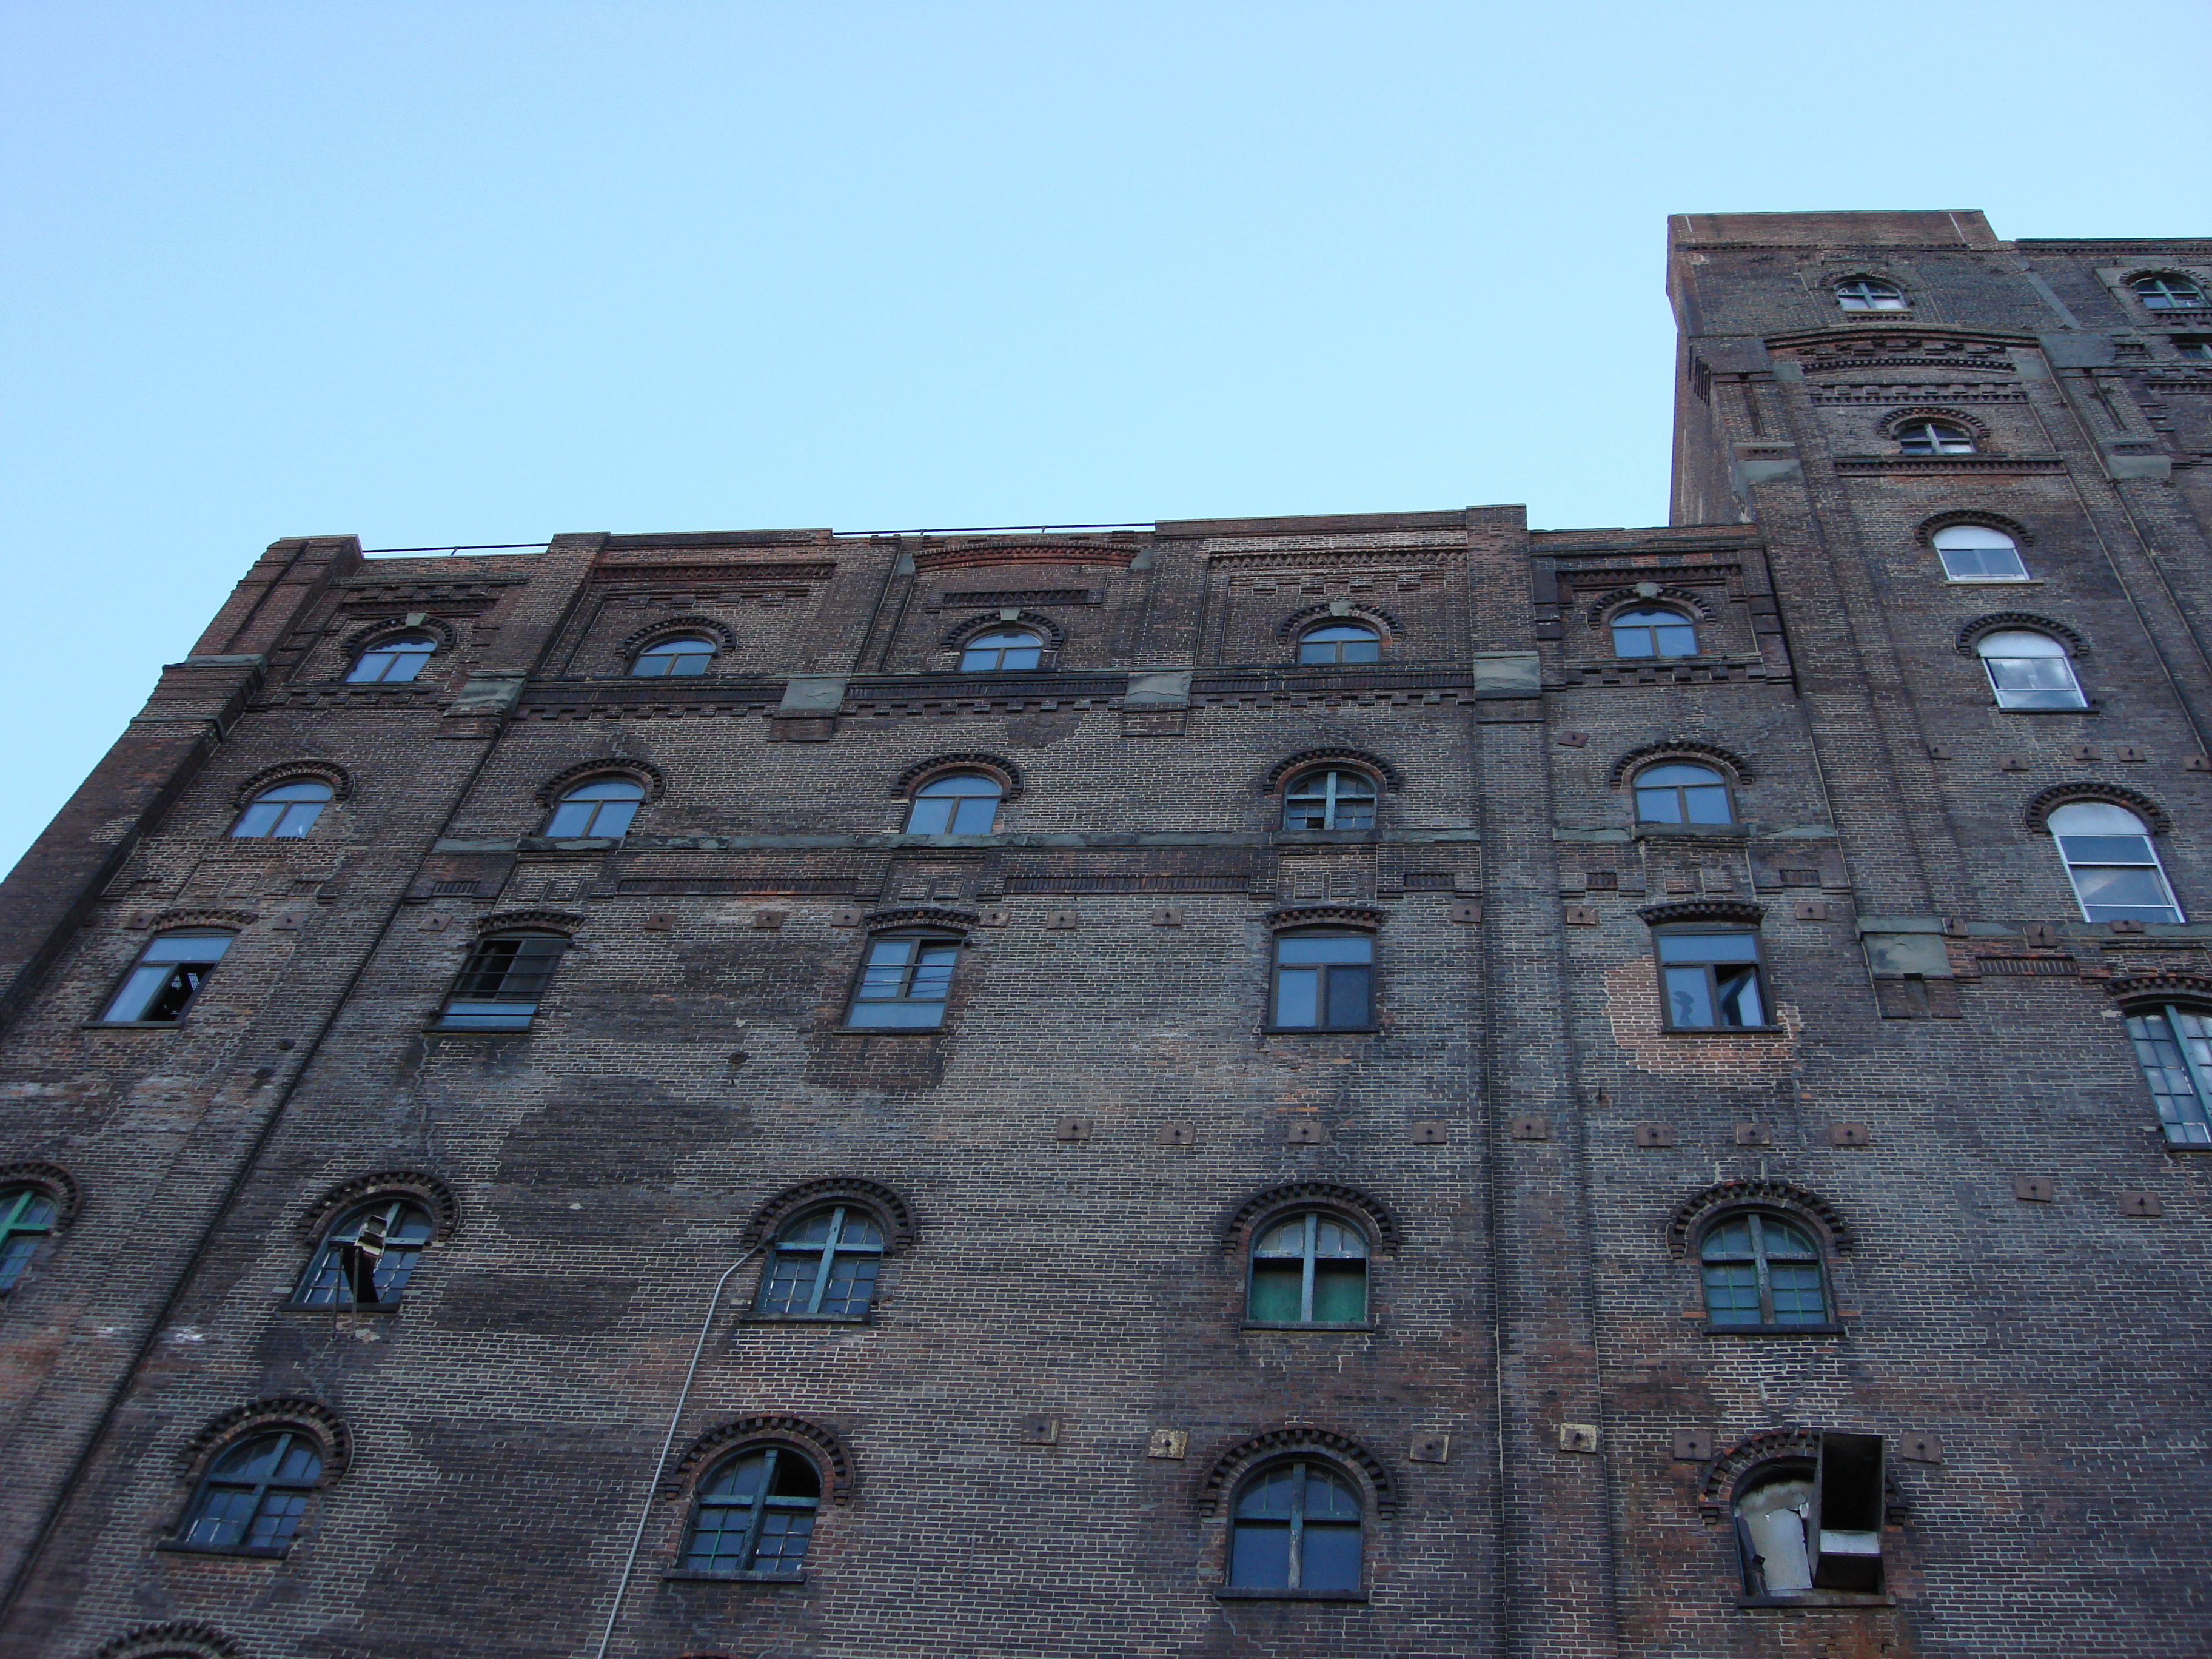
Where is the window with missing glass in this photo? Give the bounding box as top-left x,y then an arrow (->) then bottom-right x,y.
1976,629 -> 2085,709
683,1447 -> 819,1577
1610,606 -> 1698,659
756,1205 -> 885,1318
1655,929 -> 1768,1029
177,1431 -> 323,1553
293,1199 -> 435,1307
1281,768 -> 1376,831
1835,278 -> 1907,310
1272,931 -> 1373,1030
1895,419 -> 1976,455
631,635 -> 716,677
230,780 -> 332,839
2131,274 -> 2208,310
1247,1212 -> 1368,1326
346,635 -> 437,684
99,931 -> 234,1024
0,1187 -> 58,1293
846,934 -> 959,1028
903,772 -> 1001,834
1228,1461 -> 1363,1594
1700,1212 -> 1831,1329
1634,762 -> 1733,825
543,777 -> 643,838
2123,1003 -> 2212,1146
1296,623 -> 1381,665
1931,525 -> 2029,582
959,629 -> 1044,672
2047,802 -> 2180,923
437,932 -> 568,1030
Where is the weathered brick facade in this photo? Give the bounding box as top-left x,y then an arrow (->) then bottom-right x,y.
0,209 -> 2207,1658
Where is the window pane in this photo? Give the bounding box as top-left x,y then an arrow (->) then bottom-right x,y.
752,1509 -> 815,1570
1234,1465 -> 1298,1518
1664,965 -> 1715,1027
142,933 -> 233,965
1657,933 -> 1757,964
701,1452 -> 770,1502
2049,802 -> 2148,835
230,802 -> 283,837
759,1252 -> 819,1313
544,801 -> 597,836
1312,1260 -> 1366,1323
101,964 -> 177,1023
1300,1522 -> 1362,1591
1253,1219 -> 1307,1258
1311,1219 -> 1366,1259
1760,1219 -> 1818,1259
184,1486 -> 258,1547
1703,1262 -> 1762,1324
948,796 -> 997,833
1278,936 -> 1372,965
2057,835 -> 2156,865
905,797 -> 954,834
1716,965 -> 1766,1026
2127,1011 -> 2212,1143
1325,964 -> 1372,1028
1230,1522 -> 1293,1589
0,1233 -> 38,1292
1684,786 -> 1732,823
435,1000 -> 538,1030
589,799 -> 638,837
1768,1262 -> 1828,1324
819,1253 -> 880,1316
1274,967 -> 1319,1027
1634,786 -> 1684,823
845,999 -> 946,1028
1248,1261 -> 1303,1322
1700,1218 -> 1754,1259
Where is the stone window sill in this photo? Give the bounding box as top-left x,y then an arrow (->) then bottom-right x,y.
662,1568 -> 806,1584
1702,1322 -> 1843,1338
1259,1026 -> 1380,1037
738,1312 -> 872,1326
157,1541 -> 289,1560
1633,822 -> 1749,841
1737,1591 -> 1895,1610
281,1299 -> 402,1316
82,1021 -> 186,1031
1659,1025 -> 1785,1036
1241,1321 -> 1376,1333
835,1024 -> 944,1037
1214,1586 -> 1368,1603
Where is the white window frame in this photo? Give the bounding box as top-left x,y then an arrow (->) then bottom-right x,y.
2048,802 -> 2182,924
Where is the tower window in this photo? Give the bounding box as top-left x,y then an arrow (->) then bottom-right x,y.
543,777 -> 644,838
756,1205 -> 886,1318
1634,762 -> 1733,826
437,931 -> 568,1030
178,1431 -> 323,1553
683,1447 -> 820,1577
1281,768 -> 1377,831
631,635 -> 716,677
1735,1435 -> 1888,1600
903,771 -> 1002,835
1228,1461 -> 1364,1593
1610,606 -> 1698,659
230,780 -> 333,839
846,934 -> 959,1028
294,1199 -> 436,1307
1272,930 -> 1373,1030
1895,419 -> 1976,455
2131,274 -> 2208,311
2123,1002 -> 2212,1146
0,1187 -> 58,1293
99,931 -> 234,1024
1931,524 -> 2029,581
1655,928 -> 1768,1029
2047,802 -> 2180,923
1296,623 -> 1381,665
960,629 -> 1044,672
1834,278 -> 1907,311
1700,1212 -> 1832,1329
1975,629 -> 2085,710
1248,1212 -> 1368,1326
345,635 -> 437,684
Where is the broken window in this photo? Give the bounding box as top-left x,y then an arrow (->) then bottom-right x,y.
756,1205 -> 885,1318
543,777 -> 643,839
683,1447 -> 819,1577
1297,623 -> 1381,665
2123,1002 -> 2212,1146
1610,606 -> 1698,659
294,1199 -> 435,1307
959,629 -> 1044,672
345,634 -> 437,684
631,634 -> 717,677
436,931 -> 568,1030
99,930 -> 234,1024
1734,1435 -> 1887,1600
2048,802 -> 2180,923
1248,1212 -> 1368,1326
1654,928 -> 1768,1028
1634,762 -> 1733,826
1699,1212 -> 1831,1329
1272,930 -> 1373,1030
845,934 -> 959,1028
903,772 -> 1001,835
230,780 -> 332,839
1229,1460 -> 1363,1592
0,1187 -> 58,1292
1281,768 -> 1377,831
1835,278 -> 1907,310
1976,629 -> 2085,710
179,1430 -> 323,1553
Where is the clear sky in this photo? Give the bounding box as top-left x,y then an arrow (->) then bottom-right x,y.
2,1 -> 2204,874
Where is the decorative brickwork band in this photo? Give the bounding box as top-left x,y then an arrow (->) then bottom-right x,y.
2102,971 -> 2212,1009
472,908 -> 585,936
892,753 -> 1026,801
938,611 -> 1065,652
1586,585 -> 1712,628
1263,748 -> 1401,794
1275,601 -> 1404,642
232,760 -> 353,806
1878,406 -> 1992,445
1667,1179 -> 1857,1260
146,909 -> 258,933
662,1415 -> 854,1503
1266,904 -> 1387,932
1955,612 -> 2088,658
1915,509 -> 2033,547
1608,739 -> 1754,788
178,1399 -> 351,1483
862,906 -> 976,936
743,1178 -> 916,1254
534,757 -> 666,805
341,614 -> 458,655
2024,782 -> 2167,834
615,615 -> 737,661
296,1171 -> 460,1244
1224,1182 -> 1401,1255
1195,1427 -> 1398,1515
0,1161 -> 79,1227
87,1621 -> 247,1659
1637,899 -> 1766,927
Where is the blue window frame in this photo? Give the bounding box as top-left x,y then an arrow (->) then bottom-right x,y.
683,1447 -> 819,1576
179,1431 -> 322,1553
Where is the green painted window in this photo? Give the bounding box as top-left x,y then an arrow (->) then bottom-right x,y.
1700,1213 -> 1829,1328
1248,1212 -> 1368,1325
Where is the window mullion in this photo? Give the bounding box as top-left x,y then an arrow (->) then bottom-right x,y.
1748,1216 -> 1775,1324
1286,1462 -> 1307,1590
1299,1215 -> 1316,1323
736,1449 -> 778,1569
2164,1005 -> 2212,1121
804,1210 -> 845,1314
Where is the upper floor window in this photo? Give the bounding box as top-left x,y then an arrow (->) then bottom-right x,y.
2131,273 -> 2208,311
437,931 -> 567,1030
1248,1211 -> 1368,1326
756,1205 -> 885,1318
1932,524 -> 2029,582
544,777 -> 643,838
229,780 -> 332,839
1655,927 -> 1768,1029
683,1446 -> 819,1577
1281,767 -> 1376,831
1834,278 -> 1906,311
1976,629 -> 2084,709
99,930 -> 233,1024
1895,419 -> 1975,455
1634,762 -> 1732,826
1272,930 -> 1373,1030
2048,802 -> 2180,923
179,1430 -> 322,1553
0,1187 -> 58,1292
2177,338 -> 2212,360
1700,1212 -> 1831,1329
1735,1435 -> 1888,1600
2123,1002 -> 2212,1146
1610,606 -> 1698,659
904,772 -> 1001,835
1297,623 -> 1381,665
846,934 -> 959,1028
960,629 -> 1044,672
1229,1460 -> 1364,1594
345,635 -> 437,684
631,635 -> 716,677
293,1199 -> 435,1307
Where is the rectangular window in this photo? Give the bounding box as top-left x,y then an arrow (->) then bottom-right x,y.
1272,934 -> 1373,1030
99,933 -> 233,1024
2057,834 -> 2182,923
845,936 -> 958,1028
2125,1005 -> 2212,1145
437,934 -> 567,1030
1656,931 -> 1768,1028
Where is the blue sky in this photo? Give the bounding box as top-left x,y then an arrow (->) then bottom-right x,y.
2,1 -> 2204,873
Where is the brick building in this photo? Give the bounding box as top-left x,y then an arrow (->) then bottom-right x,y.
0,208 -> 2208,1658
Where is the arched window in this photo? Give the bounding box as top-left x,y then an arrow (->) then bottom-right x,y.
903,772 -> 1002,835
293,1199 -> 436,1307
1734,1436 -> 1889,1598
1834,278 -> 1906,311
1248,1212 -> 1368,1326
543,777 -> 643,838
178,1431 -> 322,1553
0,1186 -> 58,1292
1634,762 -> 1733,825
846,934 -> 960,1028
345,635 -> 437,684
1654,926 -> 1768,1029
1700,1212 -> 1832,1329
631,635 -> 716,677
683,1446 -> 820,1577
1735,1462 -> 1818,1597
99,930 -> 234,1024
1609,606 -> 1698,659
2048,802 -> 2181,923
1272,930 -> 1373,1030
2123,1001 -> 2212,1145
960,629 -> 1044,672
1229,1460 -> 1363,1592
1931,524 -> 2029,581
756,1205 -> 885,1317
2131,273 -> 2208,311
437,931 -> 568,1030
1976,629 -> 2085,709
1297,623 -> 1381,665
229,780 -> 332,839
1281,768 -> 1377,831
1895,419 -> 1976,455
